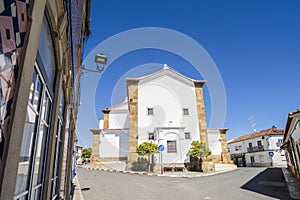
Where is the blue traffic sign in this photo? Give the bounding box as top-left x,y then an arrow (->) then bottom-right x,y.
158,145 -> 165,152
269,151 -> 274,157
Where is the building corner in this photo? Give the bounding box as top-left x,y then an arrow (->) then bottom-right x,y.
126,79 -> 139,170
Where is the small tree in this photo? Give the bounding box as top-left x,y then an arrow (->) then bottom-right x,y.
82,148 -> 92,158
136,142 -> 159,154
189,141 -> 211,160
136,142 -> 159,172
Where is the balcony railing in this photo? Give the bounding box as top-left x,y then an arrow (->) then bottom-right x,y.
247,145 -> 264,153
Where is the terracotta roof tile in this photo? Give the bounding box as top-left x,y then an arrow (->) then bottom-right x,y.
228,126 -> 284,144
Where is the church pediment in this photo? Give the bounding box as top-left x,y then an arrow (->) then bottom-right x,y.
126,64 -> 205,87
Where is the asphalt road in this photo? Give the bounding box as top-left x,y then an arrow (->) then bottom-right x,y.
76,167 -> 292,200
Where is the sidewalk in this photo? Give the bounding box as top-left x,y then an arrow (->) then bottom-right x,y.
72,176 -> 85,200
282,168 -> 300,199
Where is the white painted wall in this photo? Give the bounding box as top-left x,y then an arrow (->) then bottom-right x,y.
107,102 -> 129,129
245,151 -> 271,166
207,129 -> 222,155
291,119 -> 300,144
154,129 -> 194,163
245,150 -> 286,167
137,71 -> 200,163
268,135 -> 284,150
98,103 -> 130,160
99,118 -> 104,129
245,136 -> 267,150
109,110 -> 129,129
228,134 -> 284,154
228,133 -> 286,167
290,116 -> 300,173
228,141 -> 246,154
100,134 -> 119,158
272,150 -> 287,167
98,69 -> 225,164
100,130 -> 129,158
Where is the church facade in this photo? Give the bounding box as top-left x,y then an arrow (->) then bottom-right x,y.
90,65 -> 232,170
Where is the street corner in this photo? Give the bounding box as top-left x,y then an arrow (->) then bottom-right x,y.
79,164 -> 237,178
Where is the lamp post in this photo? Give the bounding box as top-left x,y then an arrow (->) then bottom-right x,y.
81,53 -> 108,73
75,54 -> 107,165
74,53 -> 108,113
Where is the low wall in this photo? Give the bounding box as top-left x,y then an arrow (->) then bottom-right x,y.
214,164 -> 237,171
188,162 -> 237,172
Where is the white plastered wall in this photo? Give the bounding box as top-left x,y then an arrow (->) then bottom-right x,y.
207,129 -> 222,155
137,71 -> 200,163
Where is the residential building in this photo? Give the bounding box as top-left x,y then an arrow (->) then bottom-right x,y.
0,0 -> 91,199
282,109 -> 300,179
228,126 -> 287,167
75,145 -> 84,165
90,65 -> 233,171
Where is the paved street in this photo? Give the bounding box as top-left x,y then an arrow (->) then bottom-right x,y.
75,167 -> 292,200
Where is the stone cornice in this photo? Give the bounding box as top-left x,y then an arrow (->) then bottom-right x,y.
194,81 -> 206,88
89,128 -> 101,134
126,79 -> 140,85
101,108 -> 110,114
207,128 -> 230,132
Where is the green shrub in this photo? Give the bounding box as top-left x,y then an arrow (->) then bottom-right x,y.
189,141 -> 211,159
82,148 -> 92,158
136,142 -> 159,154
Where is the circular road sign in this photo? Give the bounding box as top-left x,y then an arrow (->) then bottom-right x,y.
158,145 -> 165,152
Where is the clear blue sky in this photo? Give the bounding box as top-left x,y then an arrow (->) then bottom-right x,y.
76,0 -> 300,147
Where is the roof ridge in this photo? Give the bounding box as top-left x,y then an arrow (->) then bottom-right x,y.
126,66 -> 205,83
228,127 -> 284,144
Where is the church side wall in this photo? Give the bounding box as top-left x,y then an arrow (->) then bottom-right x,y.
207,129 -> 222,155
108,111 -> 130,129
99,130 -> 129,160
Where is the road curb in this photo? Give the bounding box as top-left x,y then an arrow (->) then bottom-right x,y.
82,166 -> 162,176
73,176 -> 85,200
79,166 -> 236,178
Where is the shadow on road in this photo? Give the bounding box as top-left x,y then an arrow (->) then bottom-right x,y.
81,187 -> 91,191
241,168 -> 292,200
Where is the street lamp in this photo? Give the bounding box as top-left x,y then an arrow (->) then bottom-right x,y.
81,53 -> 108,73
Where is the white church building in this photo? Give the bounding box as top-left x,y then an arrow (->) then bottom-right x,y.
90,65 -> 232,170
